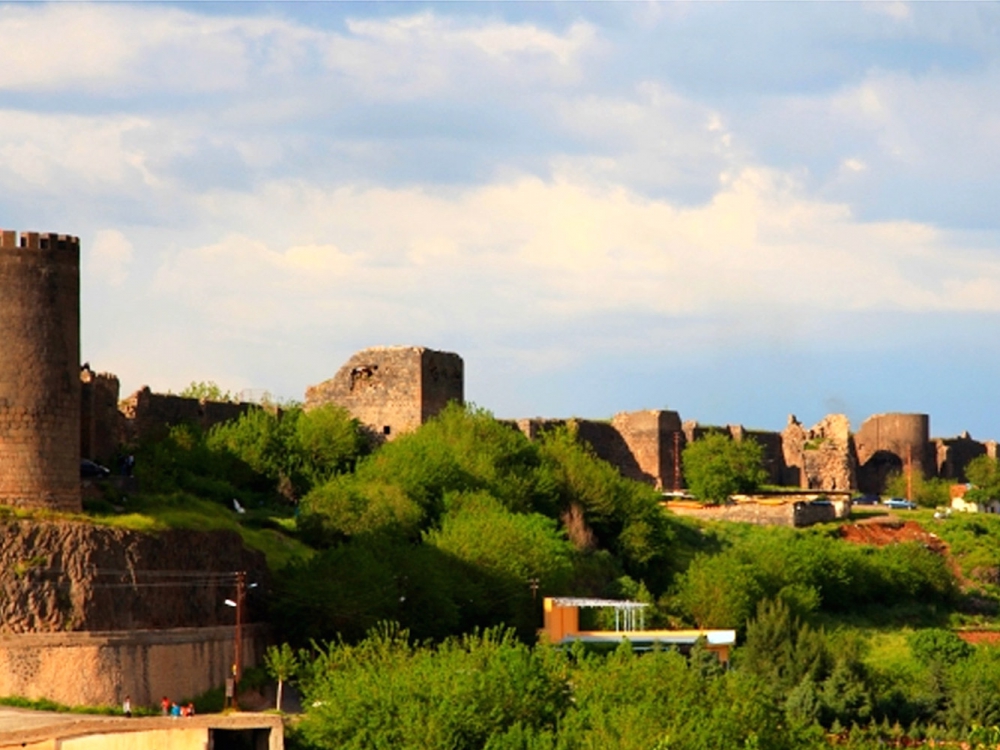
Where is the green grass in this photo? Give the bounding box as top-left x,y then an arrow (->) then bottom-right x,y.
0,694 -> 156,716
8,492 -> 315,571
90,493 -> 315,570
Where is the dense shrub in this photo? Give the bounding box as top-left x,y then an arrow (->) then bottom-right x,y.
673,527 -> 957,629
681,431 -> 767,504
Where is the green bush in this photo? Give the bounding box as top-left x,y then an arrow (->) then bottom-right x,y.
681,432 -> 767,504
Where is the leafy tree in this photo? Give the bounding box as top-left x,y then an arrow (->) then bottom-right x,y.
909,629 -> 973,668
739,598 -> 831,696
424,492 -> 575,636
676,553 -> 763,628
884,472 -> 952,508
965,455 -> 1000,504
263,643 -> 299,711
682,432 -> 767,504
179,380 -> 234,402
536,425 -> 677,589
295,404 -> 369,484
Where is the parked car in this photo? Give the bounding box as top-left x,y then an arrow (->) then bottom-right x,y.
80,459 -> 111,479
883,497 -> 917,510
852,495 -> 880,505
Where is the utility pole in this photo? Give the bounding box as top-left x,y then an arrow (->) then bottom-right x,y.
528,577 -> 539,602
233,570 -> 245,710
673,431 -> 682,491
906,446 -> 913,502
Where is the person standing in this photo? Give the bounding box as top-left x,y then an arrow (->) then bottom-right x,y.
123,695 -> 131,718
161,695 -> 170,716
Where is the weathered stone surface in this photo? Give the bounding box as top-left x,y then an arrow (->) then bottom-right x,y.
855,413 -> 930,494
781,414 -> 856,491
0,230 -> 81,511
118,387 -> 255,446
305,346 -> 463,440
934,432 -> 987,482
80,367 -> 123,464
0,521 -> 267,633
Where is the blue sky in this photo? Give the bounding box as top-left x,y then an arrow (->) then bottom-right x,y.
2,1 -> 1000,438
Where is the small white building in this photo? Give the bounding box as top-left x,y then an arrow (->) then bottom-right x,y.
951,496 -> 1000,514
950,484 -> 1000,514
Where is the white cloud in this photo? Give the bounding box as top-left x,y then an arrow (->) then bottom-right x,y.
0,111 -> 156,190
87,230 -> 134,287
0,5 -> 593,101
550,82 -> 739,197
142,169 -> 1000,354
865,2 -> 912,22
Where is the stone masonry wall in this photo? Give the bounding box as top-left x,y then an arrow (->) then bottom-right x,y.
304,346 -> 463,440
118,387 -> 254,445
0,230 -> 81,512
610,410 -> 683,489
782,414 -> 856,491
855,413 -> 931,494
665,500 -> 838,527
934,433 -> 987,482
80,368 -> 122,465
0,521 -> 268,633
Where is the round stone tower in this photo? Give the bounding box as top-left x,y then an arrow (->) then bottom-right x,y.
0,229 -> 82,511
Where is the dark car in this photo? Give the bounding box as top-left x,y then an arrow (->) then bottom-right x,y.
852,495 -> 880,506
80,459 -> 111,479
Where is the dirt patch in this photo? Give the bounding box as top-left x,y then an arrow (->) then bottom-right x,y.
957,630 -> 1000,645
840,517 -> 948,554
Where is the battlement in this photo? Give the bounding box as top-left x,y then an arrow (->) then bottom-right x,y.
0,229 -> 79,251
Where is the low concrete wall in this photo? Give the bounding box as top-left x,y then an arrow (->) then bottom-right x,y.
666,499 -> 841,527
0,713 -> 283,750
0,625 -> 267,709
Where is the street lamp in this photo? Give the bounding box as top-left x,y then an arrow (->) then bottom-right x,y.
223,573 -> 258,710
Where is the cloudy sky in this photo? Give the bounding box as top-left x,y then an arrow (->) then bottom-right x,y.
3,2 -> 1000,438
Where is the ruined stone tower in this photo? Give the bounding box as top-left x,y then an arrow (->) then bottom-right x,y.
305,346 -> 463,440
0,230 -> 82,511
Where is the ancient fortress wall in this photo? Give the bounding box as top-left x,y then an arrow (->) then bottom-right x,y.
304,346 -> 463,440
0,230 -> 81,512
854,413 -> 930,494
80,369 -> 122,465
610,410 -> 683,489
117,387 -> 254,446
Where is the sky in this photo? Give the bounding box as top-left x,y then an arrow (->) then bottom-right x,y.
2,1 -> 1000,438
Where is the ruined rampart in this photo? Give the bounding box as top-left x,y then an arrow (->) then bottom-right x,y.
118,387 -> 254,446
305,346 -> 463,439
0,230 -> 81,512
80,368 -> 122,465
855,413 -> 931,494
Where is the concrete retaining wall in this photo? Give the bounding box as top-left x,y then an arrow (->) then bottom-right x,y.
0,625 -> 267,708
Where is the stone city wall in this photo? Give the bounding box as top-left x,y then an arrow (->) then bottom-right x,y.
80,368 -> 122,465
855,413 -> 932,494
118,387 -> 254,446
0,625 -> 267,708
